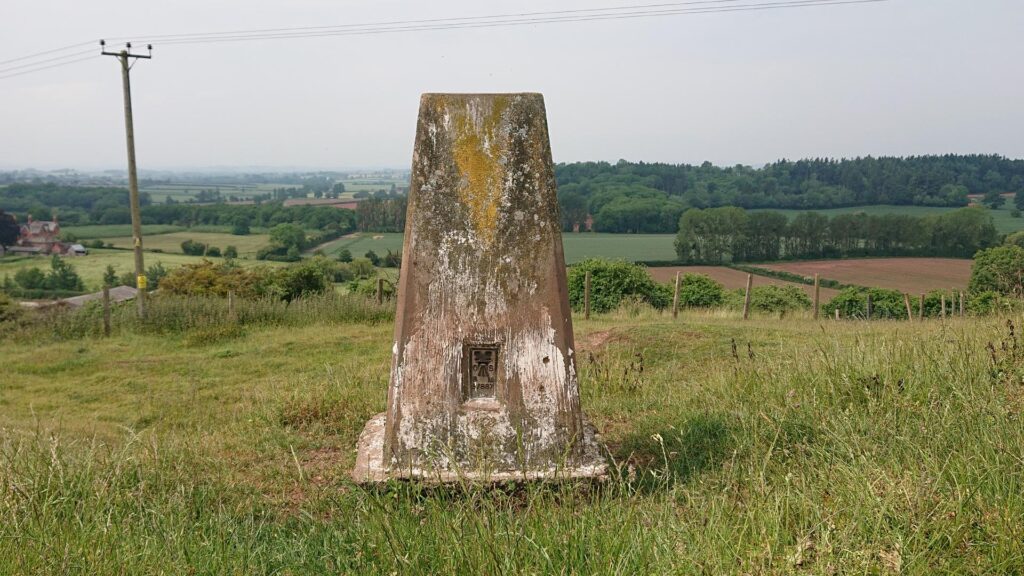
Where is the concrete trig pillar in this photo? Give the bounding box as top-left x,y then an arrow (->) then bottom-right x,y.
353,94 -> 606,482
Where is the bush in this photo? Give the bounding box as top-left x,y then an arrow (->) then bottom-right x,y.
349,258 -> 375,279
365,250 -> 381,266
349,278 -> 395,299
567,259 -> 670,313
205,246 -> 222,257
970,245 -> 1024,297
677,274 -> 725,308
337,248 -> 353,263
824,287 -> 907,319
382,249 -> 402,268
224,245 -> 238,259
181,239 -> 207,256
747,285 -> 811,314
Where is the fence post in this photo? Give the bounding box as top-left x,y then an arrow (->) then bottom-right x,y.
813,273 -> 820,320
959,291 -> 965,317
227,290 -> 235,321
376,278 -> 384,305
866,293 -> 873,320
919,293 -> 925,321
742,274 -> 753,320
903,293 -> 913,321
835,308 -> 840,321
940,293 -> 946,319
672,271 -> 681,319
584,271 -> 591,320
102,286 -> 111,337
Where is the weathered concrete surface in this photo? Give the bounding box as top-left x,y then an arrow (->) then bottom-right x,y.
352,93 -> 606,482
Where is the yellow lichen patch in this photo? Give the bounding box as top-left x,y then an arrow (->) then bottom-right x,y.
451,96 -> 509,245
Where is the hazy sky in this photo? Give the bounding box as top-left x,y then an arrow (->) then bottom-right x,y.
1,0 -> 1021,170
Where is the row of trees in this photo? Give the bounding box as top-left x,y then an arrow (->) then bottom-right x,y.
355,198 -> 407,232
675,207 -> 999,263
554,155 -> 1024,233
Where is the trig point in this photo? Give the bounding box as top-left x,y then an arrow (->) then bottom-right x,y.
352,93 -> 606,482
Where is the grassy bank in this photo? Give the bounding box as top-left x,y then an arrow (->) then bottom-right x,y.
1,304 -> 1022,573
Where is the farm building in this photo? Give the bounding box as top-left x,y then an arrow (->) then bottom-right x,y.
8,216 -> 82,256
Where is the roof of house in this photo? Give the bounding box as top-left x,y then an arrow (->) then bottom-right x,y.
61,285 -> 138,308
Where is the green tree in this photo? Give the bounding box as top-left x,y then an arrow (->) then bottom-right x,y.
269,223 -> 307,251
224,245 -> 238,259
364,250 -> 381,266
969,245 -> 1024,297
982,190 -> 1005,209
0,210 -> 18,249
337,248 -> 353,263
103,265 -> 118,287
45,255 -> 84,291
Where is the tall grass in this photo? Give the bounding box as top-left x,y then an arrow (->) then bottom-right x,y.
2,311 -> 1023,573
1,292 -> 394,342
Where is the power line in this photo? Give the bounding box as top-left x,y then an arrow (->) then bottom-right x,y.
0,0 -> 888,81
111,0 -> 747,42
135,0 -> 888,46
0,54 -> 97,81
0,40 -> 95,66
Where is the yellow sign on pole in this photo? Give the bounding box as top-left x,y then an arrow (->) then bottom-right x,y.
136,275 -> 147,290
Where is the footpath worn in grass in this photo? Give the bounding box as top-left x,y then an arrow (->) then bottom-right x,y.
1,308 -> 1023,573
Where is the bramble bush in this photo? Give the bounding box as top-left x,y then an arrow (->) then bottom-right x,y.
567,259 -> 670,313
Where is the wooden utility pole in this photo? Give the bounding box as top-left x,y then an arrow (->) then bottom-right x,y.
813,273 -> 820,320
742,274 -> 753,320
102,40 -> 151,319
584,271 -> 591,320
672,271 -> 681,319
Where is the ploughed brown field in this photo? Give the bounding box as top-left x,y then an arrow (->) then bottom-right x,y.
646,266 -> 840,300
760,258 -> 973,294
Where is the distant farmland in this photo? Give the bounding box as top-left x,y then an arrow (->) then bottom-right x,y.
319,232 -> 678,264
647,266 -> 840,299
759,258 -> 973,294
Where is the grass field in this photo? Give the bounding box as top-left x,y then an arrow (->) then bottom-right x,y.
0,249 -> 279,292
760,258 -> 973,293
103,231 -> 270,258
647,266 -> 841,299
320,232 -> 678,264
1,301 -> 1022,573
755,204 -> 1024,234
63,224 -> 188,239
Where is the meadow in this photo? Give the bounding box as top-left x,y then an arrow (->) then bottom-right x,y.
102,231 -> 271,258
1,297 -> 1022,573
321,232 -> 679,264
0,249 -> 280,292
755,204 -> 1024,234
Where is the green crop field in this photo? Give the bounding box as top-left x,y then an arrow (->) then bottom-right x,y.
63,224 -> 188,239
103,231 -> 271,258
1,298 -> 1022,573
0,249 -> 280,292
754,204 -> 1024,234
320,232 -> 677,264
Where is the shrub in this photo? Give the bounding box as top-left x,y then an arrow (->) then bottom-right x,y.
676,274 -> 725,308
365,250 -> 381,266
567,259 -> 670,313
349,258 -> 375,279
337,248 -> 353,263
205,246 -> 222,257
747,285 -> 811,314
180,239 -> 207,256
224,245 -> 238,259
382,249 -> 402,268
159,260 -> 268,298
824,287 -> 907,319
970,245 -> 1024,297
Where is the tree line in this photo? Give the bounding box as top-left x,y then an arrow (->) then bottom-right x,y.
555,155 -> 1024,233
675,206 -> 999,263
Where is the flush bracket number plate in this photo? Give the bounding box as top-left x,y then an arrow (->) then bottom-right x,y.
464,344 -> 499,400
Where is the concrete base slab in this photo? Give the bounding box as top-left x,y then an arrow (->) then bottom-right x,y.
351,412 -> 609,483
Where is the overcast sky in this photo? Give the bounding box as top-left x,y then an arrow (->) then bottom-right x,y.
1,0 -> 1021,171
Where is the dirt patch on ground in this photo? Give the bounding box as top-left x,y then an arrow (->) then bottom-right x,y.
578,329 -> 620,352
